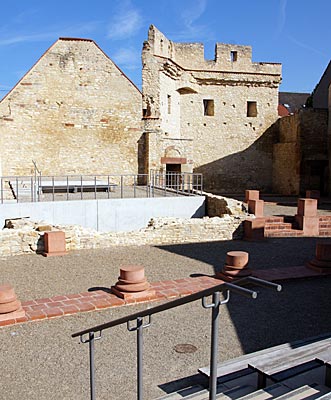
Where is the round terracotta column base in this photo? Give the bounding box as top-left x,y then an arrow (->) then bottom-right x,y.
114,281 -> 150,293
316,241 -> 331,262
119,265 -> 145,282
0,299 -> 21,314
225,251 -> 249,268
0,284 -> 17,304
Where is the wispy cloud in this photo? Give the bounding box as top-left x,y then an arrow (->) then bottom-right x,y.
107,0 -> 143,40
275,0 -> 287,38
0,21 -> 99,47
288,35 -> 327,58
111,47 -> 141,70
171,0 -> 212,41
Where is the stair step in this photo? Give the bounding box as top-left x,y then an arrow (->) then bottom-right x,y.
318,230 -> 331,237
265,223 -> 293,231
155,384 -> 206,399
319,216 -> 331,222
236,383 -> 289,400
264,217 -> 284,223
274,383 -> 329,400
265,230 -> 304,238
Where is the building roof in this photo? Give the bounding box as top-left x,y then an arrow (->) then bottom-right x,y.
278,92 -> 310,116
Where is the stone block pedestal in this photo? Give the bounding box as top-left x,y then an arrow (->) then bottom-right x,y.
244,218 -> 265,241
42,231 -> 67,257
245,190 -> 259,203
248,199 -> 264,217
295,198 -> 319,235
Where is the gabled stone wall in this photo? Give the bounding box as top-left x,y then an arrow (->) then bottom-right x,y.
0,38 -> 142,177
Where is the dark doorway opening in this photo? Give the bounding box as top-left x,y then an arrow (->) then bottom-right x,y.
166,164 -> 182,189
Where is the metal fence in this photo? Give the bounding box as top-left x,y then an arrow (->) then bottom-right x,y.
72,277 -> 281,400
0,172 -> 203,203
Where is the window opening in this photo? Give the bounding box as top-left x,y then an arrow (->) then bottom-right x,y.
167,95 -> 171,114
203,99 -> 214,116
230,51 -> 238,62
247,101 -> 257,117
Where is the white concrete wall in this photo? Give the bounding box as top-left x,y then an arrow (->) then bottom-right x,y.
0,197 -> 205,232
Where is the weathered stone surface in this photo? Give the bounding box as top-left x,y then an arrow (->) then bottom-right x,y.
0,214 -> 246,258
0,38 -> 142,177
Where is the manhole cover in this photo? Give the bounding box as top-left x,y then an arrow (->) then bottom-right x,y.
174,344 -> 197,354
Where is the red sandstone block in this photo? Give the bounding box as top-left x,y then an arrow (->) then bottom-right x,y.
0,318 -> 16,327
66,293 -> 83,299
80,292 -> 94,297
30,304 -> 48,311
35,298 -> 53,304
43,231 -> 67,257
47,301 -> 64,308
77,302 -> 96,312
62,299 -> 81,306
50,295 -> 68,301
61,305 -> 79,315
22,300 -> 37,306
297,198 -> 318,217
26,310 -> 47,320
45,307 -> 63,318
244,218 -> 265,241
108,297 -> 125,307
159,289 -> 180,298
295,215 -> 319,235
248,199 -> 264,217
15,316 -> 29,323
245,190 -> 259,203
91,298 -> 114,309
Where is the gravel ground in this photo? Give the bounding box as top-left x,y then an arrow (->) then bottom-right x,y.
0,202 -> 330,399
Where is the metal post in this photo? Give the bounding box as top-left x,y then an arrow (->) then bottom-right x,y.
89,332 -> 96,400
94,176 -> 97,200
121,176 -> 124,198
137,317 -> 143,400
16,177 -> 19,203
52,176 -> 55,202
81,175 -> 83,200
134,175 -> 137,198
67,176 -> 69,201
209,291 -> 220,400
107,175 -> 110,199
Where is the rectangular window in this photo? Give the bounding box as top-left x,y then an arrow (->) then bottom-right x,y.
203,99 -> 214,116
230,51 -> 238,62
167,95 -> 171,114
247,101 -> 257,117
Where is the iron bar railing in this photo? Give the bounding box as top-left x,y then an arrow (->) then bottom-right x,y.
72,276 -> 281,400
0,173 -> 203,204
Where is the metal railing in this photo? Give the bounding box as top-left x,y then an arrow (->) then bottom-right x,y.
72,276 -> 281,400
0,172 -> 203,203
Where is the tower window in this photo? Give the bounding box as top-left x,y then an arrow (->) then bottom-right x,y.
247,101 -> 257,117
167,95 -> 171,114
230,51 -> 238,62
203,99 -> 214,116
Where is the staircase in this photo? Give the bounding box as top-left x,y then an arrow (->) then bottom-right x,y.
157,335 -> 331,399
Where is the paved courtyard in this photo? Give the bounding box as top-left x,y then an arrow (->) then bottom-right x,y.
0,201 -> 330,399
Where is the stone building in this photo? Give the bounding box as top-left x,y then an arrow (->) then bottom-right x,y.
0,38 -> 142,177
272,60 -> 331,196
142,25 -> 282,193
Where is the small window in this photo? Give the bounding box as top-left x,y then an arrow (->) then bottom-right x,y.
203,99 -> 214,116
230,51 -> 237,62
247,101 -> 257,117
167,95 -> 171,114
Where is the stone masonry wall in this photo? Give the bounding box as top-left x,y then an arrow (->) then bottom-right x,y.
0,38 -> 142,176
272,109 -> 328,195
142,25 -> 282,193
0,214 -> 246,258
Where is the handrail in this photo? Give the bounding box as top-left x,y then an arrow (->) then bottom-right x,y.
71,276 -> 281,400
72,278 -> 262,338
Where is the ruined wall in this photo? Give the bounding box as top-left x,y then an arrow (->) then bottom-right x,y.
272,109 -> 328,195
0,38 -> 142,176
142,25 -> 282,193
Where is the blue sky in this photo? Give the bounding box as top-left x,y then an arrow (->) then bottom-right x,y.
0,0 -> 329,99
